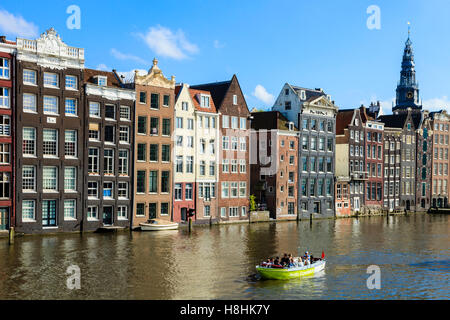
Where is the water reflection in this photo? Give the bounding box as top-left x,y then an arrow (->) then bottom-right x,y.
0,214 -> 448,299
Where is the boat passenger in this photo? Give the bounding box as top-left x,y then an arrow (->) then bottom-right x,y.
297,257 -> 304,267
274,257 -> 280,266
289,256 -> 295,268
280,253 -> 289,266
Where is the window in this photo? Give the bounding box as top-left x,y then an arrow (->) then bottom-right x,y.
139,92 -> 147,104
188,118 -> 194,130
105,105 -> 115,120
0,88 -> 9,108
175,183 -> 182,200
23,127 -> 36,156
204,205 -> 211,217
182,101 -> 189,111
0,143 -> 10,164
285,101 -> 291,110
240,117 -> 247,130
232,137 -> 238,150
200,161 -> 206,176
151,93 -> 159,109
0,58 -> 9,79
150,117 -> 159,135
200,95 -> 210,107
64,200 -> 76,220
222,136 -> 229,150
222,115 -> 230,128
222,159 -> 229,173
163,95 -> 170,107
22,166 -> 36,191
23,69 -> 36,85
221,207 -> 227,218
43,96 -> 58,114
89,102 -> 100,117
176,136 -> 183,147
231,117 -> 238,129
88,148 -> 99,174
137,116 -> 147,134
89,123 -> 99,141
87,206 -> 98,220
239,137 -> 246,151
118,150 -> 129,175
147,171 -> 157,193
65,130 -> 77,157
162,145 -> 170,162
136,203 -> 146,217
22,200 -> 36,221
176,117 -> 183,129
65,75 -> 77,90
161,171 -> 170,193
302,136 -> 308,150
137,144 -> 147,162
88,181 -> 98,198
186,156 -> 193,173
119,126 -> 130,144
229,207 -> 238,217
103,182 -> 113,199
96,76 -> 107,86
230,182 -> 238,198
233,95 -> 237,105
42,200 -> 58,226
105,126 -> 114,143
176,156 -> 183,173
239,182 -> 246,198
64,167 -> 76,192
137,171 -> 146,193
222,182 -> 229,198
209,161 -> 215,176
120,106 -> 130,121
161,203 -> 169,216
239,159 -> 246,173
43,167 -> 58,191
147,144 -> 158,162
23,93 -> 37,113
0,172 -> 10,199
118,206 -> 128,220
118,182 -> 129,199
104,149 -> 114,174
44,72 -> 59,88
43,129 -> 58,157
185,184 -> 193,200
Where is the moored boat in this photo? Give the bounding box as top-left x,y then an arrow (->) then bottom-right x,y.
256,259 -> 326,280
140,219 -> 179,231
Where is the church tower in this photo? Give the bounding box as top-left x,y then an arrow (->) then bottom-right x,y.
393,24 -> 422,113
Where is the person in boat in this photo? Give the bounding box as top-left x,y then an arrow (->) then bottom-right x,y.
273,257 -> 280,266
297,257 -> 304,267
288,256 -> 296,268
280,253 -> 289,266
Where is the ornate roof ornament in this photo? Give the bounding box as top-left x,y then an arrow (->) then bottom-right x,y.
135,57 -> 175,88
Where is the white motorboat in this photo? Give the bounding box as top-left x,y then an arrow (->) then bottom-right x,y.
140,219 -> 179,231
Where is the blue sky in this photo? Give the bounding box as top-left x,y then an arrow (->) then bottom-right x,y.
1,0 -> 450,114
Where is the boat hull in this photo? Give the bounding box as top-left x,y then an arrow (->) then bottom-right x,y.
256,260 -> 326,280
139,222 -> 179,231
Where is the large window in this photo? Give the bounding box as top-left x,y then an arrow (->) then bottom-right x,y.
185,183 -> 193,200
162,145 -> 170,162
161,171 -> 170,193
118,150 -> 129,175
88,181 -> 98,198
0,58 -> 10,79
44,72 -> 59,88
104,149 -> 114,175
137,171 -> 146,193
23,69 -> 36,85
162,119 -> 171,136
23,93 -> 37,113
88,148 -> 99,174
105,126 -> 114,143
149,171 -> 158,193
22,166 -> 36,191
89,102 -> 100,117
118,182 -> 129,199
103,182 -> 114,199
120,106 -> 131,121
65,98 -> 77,116
0,115 -> 10,136
65,130 -> 77,157
65,75 -> 77,90
64,200 -> 76,220
137,144 -> 146,161
175,183 -> 182,200
22,200 -> 35,221
43,96 -> 58,114
186,156 -> 193,173
118,206 -> 127,220
43,129 -> 58,157
119,126 -> 130,144
149,144 -> 158,162
0,172 -> 10,199
0,143 -> 10,164
87,206 -> 98,220
43,167 -> 58,191
137,116 -> 147,134
64,167 -> 76,192
105,105 -> 115,120
150,117 -> 159,135
150,93 -> 159,109
0,88 -> 9,108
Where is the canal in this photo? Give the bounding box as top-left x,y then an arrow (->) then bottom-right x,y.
0,214 -> 448,299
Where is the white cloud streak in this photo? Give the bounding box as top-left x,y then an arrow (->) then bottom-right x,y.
0,9 -> 38,38
138,25 -> 198,60
110,48 -> 149,66
253,85 -> 275,105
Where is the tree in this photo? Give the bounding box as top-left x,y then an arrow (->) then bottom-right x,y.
249,194 -> 257,212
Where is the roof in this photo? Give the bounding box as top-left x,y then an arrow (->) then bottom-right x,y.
336,109 -> 355,135
190,80 -> 232,109
84,68 -> 124,88
290,85 -> 326,101
189,88 -> 217,113
251,111 -> 298,131
378,114 -> 408,129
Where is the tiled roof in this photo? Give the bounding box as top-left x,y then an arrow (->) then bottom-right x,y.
189,88 -> 217,113
336,109 -> 355,135
378,114 -> 408,128
290,85 -> 326,101
84,68 -> 123,88
251,111 -> 298,131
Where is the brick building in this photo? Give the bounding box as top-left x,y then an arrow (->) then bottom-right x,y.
250,111 -> 298,219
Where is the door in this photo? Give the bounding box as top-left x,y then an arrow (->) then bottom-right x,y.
103,206 -> 113,225
406,200 -> 411,211
0,208 -> 8,230
42,200 -> 57,226
181,208 -> 187,221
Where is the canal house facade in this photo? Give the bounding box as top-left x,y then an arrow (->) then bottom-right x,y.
14,29 -> 85,233
429,110 -> 450,208
132,59 -> 175,228
191,75 -> 250,222
0,37 -> 15,232
415,111 -> 433,211
273,84 -> 337,218
83,69 -> 135,231
250,111 -> 299,219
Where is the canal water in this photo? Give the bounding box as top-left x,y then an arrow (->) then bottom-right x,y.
0,214 -> 448,300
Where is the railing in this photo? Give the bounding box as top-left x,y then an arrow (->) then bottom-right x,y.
16,38 -> 84,60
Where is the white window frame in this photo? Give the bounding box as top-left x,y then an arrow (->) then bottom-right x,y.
64,200 -> 76,220
23,69 -> 37,85
0,87 -> 10,108
65,75 -> 77,90
23,93 -> 37,113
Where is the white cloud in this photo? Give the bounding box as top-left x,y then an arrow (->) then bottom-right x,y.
96,64 -> 109,71
423,96 -> 450,112
213,40 -> 225,49
138,25 -> 198,60
252,85 -> 275,105
0,9 -> 38,38
110,48 -> 148,66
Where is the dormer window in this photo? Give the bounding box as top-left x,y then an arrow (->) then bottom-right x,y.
233,95 -> 237,105
300,90 -> 306,100
200,95 -> 210,108
95,76 -> 107,86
